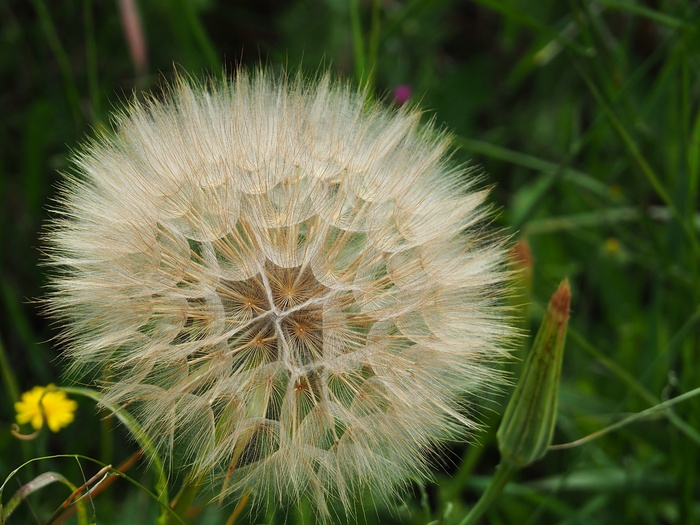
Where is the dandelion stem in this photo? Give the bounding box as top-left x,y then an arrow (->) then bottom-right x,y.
225,490 -> 251,525
168,473 -> 204,524
458,461 -> 518,525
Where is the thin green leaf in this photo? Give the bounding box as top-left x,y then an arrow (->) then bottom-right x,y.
1,471 -> 87,524
551,386 -> 700,450
59,387 -> 169,510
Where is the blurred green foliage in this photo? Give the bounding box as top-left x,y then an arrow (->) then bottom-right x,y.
1,0 -> 699,523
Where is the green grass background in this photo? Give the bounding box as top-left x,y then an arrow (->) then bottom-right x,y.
1,0 -> 699,523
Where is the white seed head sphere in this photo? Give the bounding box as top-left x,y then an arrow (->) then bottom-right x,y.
46,71 -> 513,517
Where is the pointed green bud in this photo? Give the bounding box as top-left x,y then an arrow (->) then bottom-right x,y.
497,279 -> 570,467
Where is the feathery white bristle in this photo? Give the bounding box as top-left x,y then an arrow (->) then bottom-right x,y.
45,70 -> 515,519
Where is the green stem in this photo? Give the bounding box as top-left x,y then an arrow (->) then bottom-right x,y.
550,386 -> 700,450
167,473 -> 204,525
471,0 -> 592,56
0,332 -> 20,405
349,0 -> 366,86
29,0 -> 83,130
365,0 -> 381,91
83,0 -> 101,124
0,332 -> 32,465
452,136 -> 610,199
568,311 -> 700,446
59,386 -> 169,512
572,56 -> 700,256
458,461 -> 519,525
177,0 -> 219,71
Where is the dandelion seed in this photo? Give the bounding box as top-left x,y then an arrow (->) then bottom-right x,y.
45,70 -> 514,518
15,384 -> 78,433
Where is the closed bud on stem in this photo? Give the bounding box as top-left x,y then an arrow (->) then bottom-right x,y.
497,279 -> 570,467
509,238 -> 532,293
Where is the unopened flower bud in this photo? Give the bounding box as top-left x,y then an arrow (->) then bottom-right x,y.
497,279 -> 570,467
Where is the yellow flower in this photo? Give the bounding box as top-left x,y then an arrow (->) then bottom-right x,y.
604,237 -> 620,255
15,384 -> 77,432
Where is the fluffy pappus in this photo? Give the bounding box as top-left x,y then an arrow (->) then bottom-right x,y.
44,70 -> 515,519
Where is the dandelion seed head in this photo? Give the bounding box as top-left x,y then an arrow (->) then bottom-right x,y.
45,70 -> 514,517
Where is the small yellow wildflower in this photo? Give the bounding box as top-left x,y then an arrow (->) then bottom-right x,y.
15,384 -> 77,432
604,237 -> 620,255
